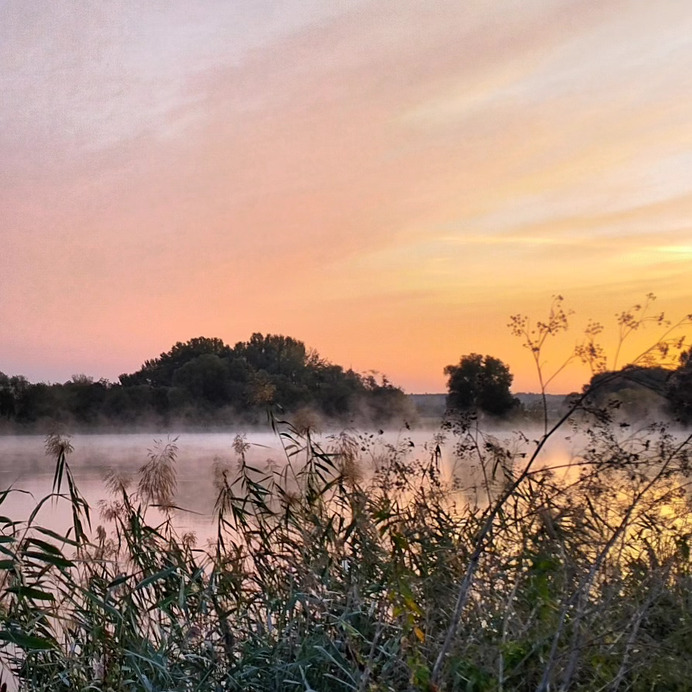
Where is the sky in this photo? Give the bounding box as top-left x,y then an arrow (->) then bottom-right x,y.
1,0 -> 691,394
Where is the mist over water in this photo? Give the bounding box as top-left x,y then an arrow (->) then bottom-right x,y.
0,424 -> 588,542
0,431 -> 275,535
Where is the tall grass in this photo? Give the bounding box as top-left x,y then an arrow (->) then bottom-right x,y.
0,415 -> 689,691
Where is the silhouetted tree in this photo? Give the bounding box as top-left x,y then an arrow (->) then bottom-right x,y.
0,372 -> 16,419
584,366 -> 669,419
233,334 -> 311,379
61,375 -> 108,424
2,333 -> 411,428
359,371 -> 414,423
667,346 -> 692,423
444,353 -> 519,416
120,337 -> 232,387
171,354 -> 232,406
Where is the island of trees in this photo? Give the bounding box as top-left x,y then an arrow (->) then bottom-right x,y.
0,334 -> 412,430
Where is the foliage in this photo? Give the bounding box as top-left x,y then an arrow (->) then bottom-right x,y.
1,414 -> 691,690
444,353 -> 519,417
667,345 -> 692,424
119,337 -> 233,388
582,366 -> 670,420
0,334 -> 413,430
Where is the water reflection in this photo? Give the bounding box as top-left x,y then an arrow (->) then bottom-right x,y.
1,426 -> 680,543
0,429 -> 469,541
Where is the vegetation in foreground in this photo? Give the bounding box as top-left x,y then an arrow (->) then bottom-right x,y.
0,297 -> 691,690
0,416 -> 691,691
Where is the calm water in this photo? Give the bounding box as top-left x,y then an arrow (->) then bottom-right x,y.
0,427 -> 577,539
0,429 -> 446,534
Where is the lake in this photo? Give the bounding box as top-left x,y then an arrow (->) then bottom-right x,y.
0,425 -> 581,543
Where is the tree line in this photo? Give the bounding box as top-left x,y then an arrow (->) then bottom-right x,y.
2,337 -> 690,431
0,334 -> 412,430
444,348 -> 692,424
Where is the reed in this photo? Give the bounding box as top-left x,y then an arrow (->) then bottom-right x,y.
0,412 -> 689,691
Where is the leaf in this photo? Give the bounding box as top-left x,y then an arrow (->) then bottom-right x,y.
34,526 -> 80,547
6,585 -> 55,601
26,538 -> 63,555
107,574 -> 132,589
0,629 -> 55,650
135,566 -> 177,591
80,588 -> 123,621
23,551 -> 74,569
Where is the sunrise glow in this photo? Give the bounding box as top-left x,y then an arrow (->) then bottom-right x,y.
2,1 -> 691,393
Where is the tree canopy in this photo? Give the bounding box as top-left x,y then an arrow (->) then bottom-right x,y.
666,346 -> 692,423
0,334 -> 413,429
444,353 -> 519,417
580,356 -> 692,423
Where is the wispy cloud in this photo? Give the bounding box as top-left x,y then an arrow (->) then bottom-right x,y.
1,0 -> 691,391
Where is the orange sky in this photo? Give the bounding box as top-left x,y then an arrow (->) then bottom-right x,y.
1,1 -> 691,394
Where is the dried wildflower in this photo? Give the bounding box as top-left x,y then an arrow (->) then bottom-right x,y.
138,437 -> 178,508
